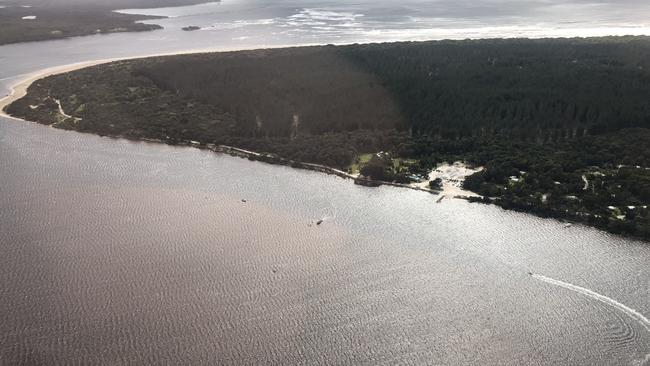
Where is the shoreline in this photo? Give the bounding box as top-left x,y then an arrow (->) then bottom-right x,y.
0,1 -> 219,46
0,60 -> 114,117
0,50 -> 445,197
2,43 -> 649,240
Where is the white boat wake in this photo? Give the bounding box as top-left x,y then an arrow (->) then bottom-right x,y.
531,273 -> 650,334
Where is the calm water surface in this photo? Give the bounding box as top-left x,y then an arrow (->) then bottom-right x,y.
0,1 -> 649,365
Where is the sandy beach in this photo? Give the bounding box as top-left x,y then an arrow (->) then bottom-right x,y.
0,60 -> 111,119
412,161 -> 483,198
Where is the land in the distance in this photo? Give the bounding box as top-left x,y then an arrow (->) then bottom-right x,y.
0,0 -> 211,45
5,37 -> 650,239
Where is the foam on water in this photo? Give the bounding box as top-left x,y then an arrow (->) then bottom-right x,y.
531,273 -> 650,333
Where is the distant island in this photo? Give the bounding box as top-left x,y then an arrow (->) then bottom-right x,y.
5,37 -> 650,239
0,0 -> 213,45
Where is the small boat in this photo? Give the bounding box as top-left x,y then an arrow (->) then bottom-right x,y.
241,199 -> 247,203
316,219 -> 324,225
564,223 -> 572,228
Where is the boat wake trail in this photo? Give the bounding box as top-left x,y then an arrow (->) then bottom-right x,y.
531,273 -> 650,334
322,199 -> 338,222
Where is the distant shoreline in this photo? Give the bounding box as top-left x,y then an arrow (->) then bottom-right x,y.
0,1 -> 217,46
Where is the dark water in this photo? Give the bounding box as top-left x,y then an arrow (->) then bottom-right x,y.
0,1 -> 649,365
1,109 -> 649,365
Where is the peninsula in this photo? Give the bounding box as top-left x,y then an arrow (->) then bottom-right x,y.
4,37 -> 650,239
0,0 -> 212,45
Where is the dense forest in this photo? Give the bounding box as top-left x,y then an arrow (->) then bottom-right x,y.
6,37 -> 650,239
341,38 -> 650,138
132,47 -> 405,135
0,0 -> 209,45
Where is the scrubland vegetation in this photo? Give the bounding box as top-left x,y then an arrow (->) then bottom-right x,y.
7,37 -> 650,238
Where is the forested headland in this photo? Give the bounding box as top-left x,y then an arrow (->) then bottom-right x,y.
0,0 -> 210,45
6,37 -> 650,239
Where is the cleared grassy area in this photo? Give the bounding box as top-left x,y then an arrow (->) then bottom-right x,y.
349,153 -> 420,174
348,153 -> 374,174
393,158 -> 418,169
